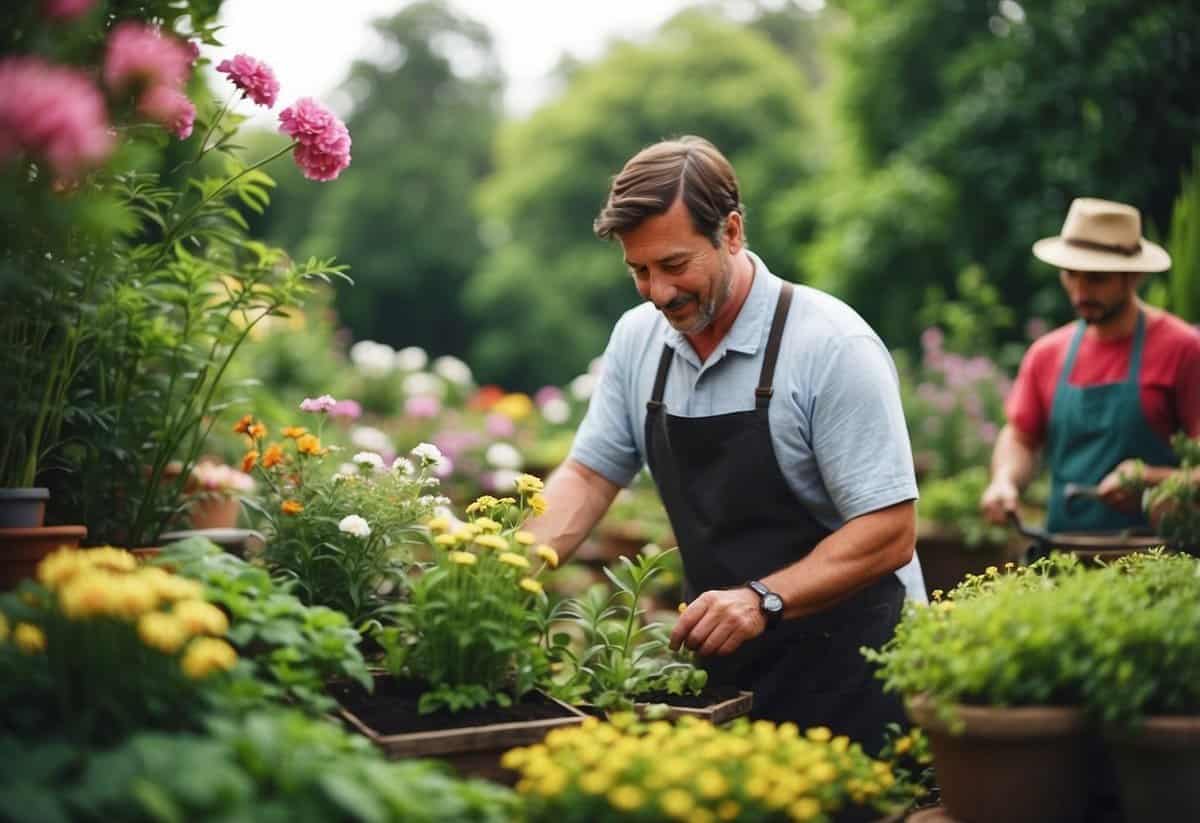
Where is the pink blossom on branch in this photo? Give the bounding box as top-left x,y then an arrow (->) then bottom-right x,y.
138,84 -> 195,139
278,98 -> 351,182
217,54 -> 280,108
42,0 -> 95,20
0,57 -> 114,178
103,22 -> 192,94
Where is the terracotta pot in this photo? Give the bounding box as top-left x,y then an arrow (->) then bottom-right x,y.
915,525 -> 1023,598
0,487 -> 50,528
906,696 -> 1089,823
0,524 -> 87,589
188,495 -> 241,530
1109,714 -> 1200,822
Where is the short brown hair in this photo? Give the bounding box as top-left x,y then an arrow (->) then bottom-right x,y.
594,136 -> 744,247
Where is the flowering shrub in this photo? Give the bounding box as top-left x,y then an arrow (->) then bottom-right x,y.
378,474 -> 562,714
0,545 -> 238,744
239,402 -> 441,625
555,548 -> 706,710
503,714 -> 920,822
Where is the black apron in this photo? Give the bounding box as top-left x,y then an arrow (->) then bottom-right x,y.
645,282 -> 906,753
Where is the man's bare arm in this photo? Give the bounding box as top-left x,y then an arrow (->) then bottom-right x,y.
527,457 -> 622,562
980,424 -> 1041,524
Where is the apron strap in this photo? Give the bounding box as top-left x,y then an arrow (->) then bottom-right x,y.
756,283 -> 795,409
647,343 -> 674,411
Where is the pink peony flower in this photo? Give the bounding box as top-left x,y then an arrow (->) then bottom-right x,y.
278,97 -> 351,182
217,53 -> 280,108
138,84 -> 195,139
330,399 -> 363,420
42,0 -> 95,20
103,22 -> 193,94
300,394 -> 338,413
0,57 -> 114,178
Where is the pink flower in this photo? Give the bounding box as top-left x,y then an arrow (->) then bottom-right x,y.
42,0 -> 95,20
103,22 -> 192,94
138,84 -> 195,139
330,399 -> 363,420
300,394 -> 337,413
534,385 -> 564,408
0,57 -> 114,178
278,97 -> 351,182
485,413 -> 515,438
217,54 -> 279,108
405,395 -> 441,419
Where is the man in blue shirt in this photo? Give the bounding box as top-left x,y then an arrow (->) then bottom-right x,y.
530,136 -> 922,750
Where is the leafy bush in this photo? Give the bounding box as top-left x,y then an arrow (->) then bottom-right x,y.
1144,433 -> 1200,551
917,467 -> 1010,548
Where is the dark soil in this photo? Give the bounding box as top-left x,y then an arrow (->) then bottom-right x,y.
330,675 -> 575,735
635,685 -> 745,708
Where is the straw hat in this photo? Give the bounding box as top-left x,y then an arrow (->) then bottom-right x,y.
1032,197 -> 1171,273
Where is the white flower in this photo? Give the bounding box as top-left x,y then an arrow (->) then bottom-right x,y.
411,442 -> 444,466
394,346 -> 428,372
338,514 -> 371,538
490,468 -> 521,492
541,396 -> 571,425
432,355 -> 473,386
403,371 -> 443,398
570,373 -> 597,401
391,456 -> 414,476
485,441 -> 523,470
350,340 -> 395,378
350,425 -> 392,454
353,451 -> 385,472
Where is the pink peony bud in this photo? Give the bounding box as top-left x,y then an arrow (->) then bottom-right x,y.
278,97 -> 351,182
138,84 -> 195,139
42,0 -> 95,20
104,22 -> 192,94
0,57 -> 114,179
217,53 -> 280,108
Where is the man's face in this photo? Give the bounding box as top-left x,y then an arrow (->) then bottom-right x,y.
619,198 -> 737,335
1059,269 -> 1138,325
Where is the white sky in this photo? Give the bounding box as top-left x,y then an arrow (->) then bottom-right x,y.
208,0 -> 716,126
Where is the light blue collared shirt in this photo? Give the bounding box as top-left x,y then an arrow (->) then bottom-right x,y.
570,252 -> 927,602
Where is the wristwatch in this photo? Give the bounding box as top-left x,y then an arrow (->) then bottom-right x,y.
746,580 -> 784,629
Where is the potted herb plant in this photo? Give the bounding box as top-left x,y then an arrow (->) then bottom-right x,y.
339,475 -> 584,780
1143,433 -> 1200,553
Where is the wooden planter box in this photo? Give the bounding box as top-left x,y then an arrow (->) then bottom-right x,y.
579,688 -> 753,725
333,673 -> 586,783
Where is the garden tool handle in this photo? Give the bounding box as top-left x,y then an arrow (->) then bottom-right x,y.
1064,482 -> 1101,500
1006,509 -> 1052,545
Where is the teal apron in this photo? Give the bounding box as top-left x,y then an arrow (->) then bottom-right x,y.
1045,311 -> 1178,533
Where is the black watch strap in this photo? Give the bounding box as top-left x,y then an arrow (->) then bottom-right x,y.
746,580 -> 783,629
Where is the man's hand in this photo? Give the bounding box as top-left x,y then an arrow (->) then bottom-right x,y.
670,588 -> 766,657
980,478 -> 1020,525
1097,459 -> 1145,513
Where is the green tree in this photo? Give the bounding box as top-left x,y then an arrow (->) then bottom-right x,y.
469,10 -> 819,387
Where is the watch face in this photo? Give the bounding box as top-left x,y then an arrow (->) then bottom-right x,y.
762,593 -> 784,613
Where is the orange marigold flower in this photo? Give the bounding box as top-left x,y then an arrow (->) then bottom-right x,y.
281,426 -> 308,439
281,499 -> 304,515
261,443 -> 285,469
247,423 -> 267,440
232,414 -> 253,434
296,434 -> 322,455
241,450 -> 259,473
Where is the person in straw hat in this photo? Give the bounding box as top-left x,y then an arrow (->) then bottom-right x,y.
981,197 -> 1200,535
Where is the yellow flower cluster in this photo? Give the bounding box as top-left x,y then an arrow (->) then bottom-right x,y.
503,715 -> 903,823
28,547 -> 238,679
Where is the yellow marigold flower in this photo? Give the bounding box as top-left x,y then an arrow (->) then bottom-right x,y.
83,546 -> 137,573
716,800 -> 741,821
515,473 -> 544,494
296,434 -> 322,455
499,552 -> 531,569
261,443 -> 285,469
241,449 -> 259,473
281,499 -> 304,515
466,495 -> 498,516
536,767 -> 568,797
528,493 -> 547,516
659,788 -> 694,817
180,637 -> 238,679
894,735 -> 913,754
519,577 -> 543,595
426,516 -> 451,534
138,611 -> 187,654
495,393 -> 534,421
59,572 -> 117,619
500,747 -> 528,769
141,568 -> 203,602
110,577 -> 160,619
173,600 -> 229,636
247,423 -> 267,440
13,622 -> 45,654
434,534 -> 458,549
514,530 -> 536,546
232,414 -> 253,434
534,544 -> 559,568
808,762 -> 837,784
37,548 -> 83,590
696,769 -> 728,799
0,611 -> 7,642
579,770 -> 614,795
450,551 -> 477,566
473,517 -> 502,534
806,726 -> 832,742
608,785 -> 645,812
789,798 -> 821,822
281,425 -> 308,439
474,534 -> 508,551
831,735 -> 849,753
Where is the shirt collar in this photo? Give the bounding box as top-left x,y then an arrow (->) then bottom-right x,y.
660,251 -> 777,360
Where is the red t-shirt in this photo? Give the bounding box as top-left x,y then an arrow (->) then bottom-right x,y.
1007,309 -> 1200,447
